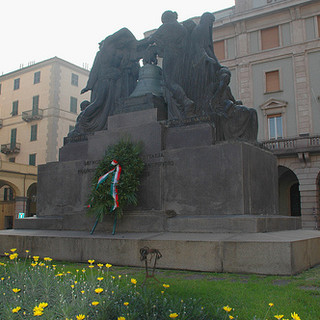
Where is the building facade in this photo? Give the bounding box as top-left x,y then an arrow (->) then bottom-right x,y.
0,57 -> 89,227
210,0 -> 320,229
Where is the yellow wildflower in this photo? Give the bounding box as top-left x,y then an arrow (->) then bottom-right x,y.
269,303 -> 274,307
1,277 -> 4,280
97,277 -> 104,281
31,262 -> 38,267
163,284 -> 170,288
81,290 -> 85,294
38,302 -> 48,309
55,273 -> 64,277
12,306 -> 21,313
161,290 -> 164,294
274,315 -> 284,320
95,288 -> 103,294
9,253 -> 18,260
131,278 -> 137,285
291,312 -> 301,320
88,259 -> 95,264
10,248 -> 17,252
76,314 -> 86,320
119,275 -> 122,279
44,257 -> 52,262
33,306 -> 44,316
12,288 -> 21,293
229,316 -> 234,320
106,263 -> 112,268
25,250 -> 30,253
88,265 -> 94,268
117,317 -> 126,320
123,302 -> 129,306
223,305 -> 232,313
97,263 -> 103,268
33,256 -> 39,261
71,285 -> 75,288
92,301 -> 99,306
169,313 -> 179,318
0,263 -> 6,266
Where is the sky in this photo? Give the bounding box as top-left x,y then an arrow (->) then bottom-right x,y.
1,0 -> 235,75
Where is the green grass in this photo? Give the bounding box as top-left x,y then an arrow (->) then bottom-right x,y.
1,253 -> 319,319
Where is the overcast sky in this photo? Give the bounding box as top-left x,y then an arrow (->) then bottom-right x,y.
1,0 -> 235,75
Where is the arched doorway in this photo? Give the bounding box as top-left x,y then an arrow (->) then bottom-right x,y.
27,183 -> 37,216
0,180 -> 17,229
278,166 -> 301,216
316,172 -> 320,229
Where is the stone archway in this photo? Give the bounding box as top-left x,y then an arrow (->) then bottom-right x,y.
278,166 -> 301,216
316,172 -> 320,229
26,183 -> 37,217
0,180 -> 19,229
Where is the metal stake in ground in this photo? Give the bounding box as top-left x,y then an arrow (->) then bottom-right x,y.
140,246 -> 162,285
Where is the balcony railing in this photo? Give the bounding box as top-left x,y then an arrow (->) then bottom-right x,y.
260,135 -> 320,155
22,109 -> 43,122
1,143 -> 21,155
0,119 -> 2,129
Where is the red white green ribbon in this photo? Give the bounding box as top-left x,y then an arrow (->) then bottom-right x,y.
95,160 -> 121,211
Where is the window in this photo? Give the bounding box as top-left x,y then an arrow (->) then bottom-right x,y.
71,73 -> 79,86
13,78 -> 20,90
70,96 -> 77,113
31,124 -> 38,141
32,95 -> 39,115
261,26 -> 279,50
29,154 -> 36,166
214,40 -> 225,61
10,128 -> 17,149
268,115 -> 283,140
265,70 -> 280,93
3,187 -> 14,201
12,100 -> 18,116
34,71 -> 41,84
9,157 -> 15,163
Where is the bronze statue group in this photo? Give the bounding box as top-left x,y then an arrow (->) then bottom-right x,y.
69,11 -> 257,142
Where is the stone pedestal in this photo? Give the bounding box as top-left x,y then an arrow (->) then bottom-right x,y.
14,107 -> 301,234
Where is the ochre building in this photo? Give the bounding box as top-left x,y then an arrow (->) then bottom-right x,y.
0,57 -> 89,228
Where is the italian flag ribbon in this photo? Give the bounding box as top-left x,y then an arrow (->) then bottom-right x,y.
96,160 -> 121,211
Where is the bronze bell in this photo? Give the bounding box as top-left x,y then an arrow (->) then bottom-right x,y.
129,64 -> 164,98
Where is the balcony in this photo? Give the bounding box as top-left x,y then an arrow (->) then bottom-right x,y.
1,143 -> 21,155
0,119 -> 2,128
22,109 -> 43,122
260,135 -> 320,155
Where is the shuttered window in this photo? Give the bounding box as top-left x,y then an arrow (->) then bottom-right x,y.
266,70 -> 280,93
214,40 -> 225,61
261,26 -> 279,50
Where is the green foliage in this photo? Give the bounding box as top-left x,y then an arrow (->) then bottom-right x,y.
87,138 -> 145,220
0,254 -> 212,320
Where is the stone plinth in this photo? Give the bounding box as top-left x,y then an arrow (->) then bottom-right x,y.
15,108 -> 296,233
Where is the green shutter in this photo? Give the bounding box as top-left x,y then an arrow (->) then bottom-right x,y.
10,128 -> 17,149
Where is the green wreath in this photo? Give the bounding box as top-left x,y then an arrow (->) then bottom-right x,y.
87,138 -> 145,231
